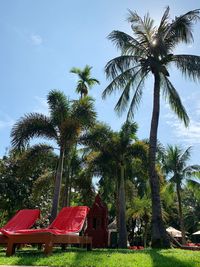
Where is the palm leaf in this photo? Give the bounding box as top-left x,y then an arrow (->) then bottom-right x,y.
47,90 -> 70,127
173,54 -> 200,82
11,113 -> 57,149
161,75 -> 189,126
126,70 -> 149,120
108,30 -> 147,56
164,9 -> 200,45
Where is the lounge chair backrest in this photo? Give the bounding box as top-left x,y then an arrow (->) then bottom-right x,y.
2,209 -> 40,231
49,206 -> 89,233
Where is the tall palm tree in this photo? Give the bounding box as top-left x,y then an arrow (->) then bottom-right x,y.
162,145 -> 200,244
81,122 -> 147,248
70,65 -> 100,99
102,7 -> 200,247
11,90 -> 96,220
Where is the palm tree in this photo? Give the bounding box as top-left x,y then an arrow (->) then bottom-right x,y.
81,122 -> 147,248
162,145 -> 200,244
102,7 -> 200,247
70,65 -> 100,98
127,195 -> 151,248
11,90 -> 96,220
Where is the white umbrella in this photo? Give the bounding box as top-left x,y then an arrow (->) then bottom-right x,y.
192,230 -> 200,235
166,226 -> 182,237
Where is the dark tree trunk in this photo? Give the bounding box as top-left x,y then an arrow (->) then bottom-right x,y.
143,216 -> 149,248
63,158 -> 70,207
149,73 -> 170,248
67,167 -> 73,206
118,163 -> 128,248
50,149 -> 65,221
176,183 -> 186,244
115,175 -> 120,232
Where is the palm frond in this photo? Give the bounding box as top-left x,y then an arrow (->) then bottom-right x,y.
126,70 -> 149,120
184,164 -> 200,179
87,78 -> 100,87
173,54 -> 200,82
164,9 -> 200,45
161,75 -> 189,127
113,67 -> 144,115
11,113 -> 57,150
102,65 -> 141,99
72,97 -> 96,129
105,55 -> 141,80
158,6 -> 170,34
70,67 -> 82,75
60,118 -> 79,148
127,10 -> 156,48
47,90 -> 70,127
180,146 -> 192,164
108,30 -> 147,56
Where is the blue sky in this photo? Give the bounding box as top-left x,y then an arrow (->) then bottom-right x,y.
1,0 -> 200,164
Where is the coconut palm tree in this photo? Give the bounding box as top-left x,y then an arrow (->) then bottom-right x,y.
70,65 -> 100,99
162,145 -> 200,244
102,7 -> 200,247
11,90 -> 96,220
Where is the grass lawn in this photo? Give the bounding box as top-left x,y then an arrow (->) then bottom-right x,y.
0,247 -> 200,267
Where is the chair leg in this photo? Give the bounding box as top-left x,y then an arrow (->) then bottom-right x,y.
44,242 -> 53,255
61,244 -> 67,251
6,242 -> 16,256
87,243 -> 92,251
38,244 -> 42,250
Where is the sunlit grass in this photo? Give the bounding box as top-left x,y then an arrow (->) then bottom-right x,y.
0,247 -> 200,267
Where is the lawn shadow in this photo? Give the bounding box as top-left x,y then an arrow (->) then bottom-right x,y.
149,249 -> 198,267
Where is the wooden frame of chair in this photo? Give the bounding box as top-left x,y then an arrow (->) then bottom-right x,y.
6,232 -> 92,256
0,234 -> 8,245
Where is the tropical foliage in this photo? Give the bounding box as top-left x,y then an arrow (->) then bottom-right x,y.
162,145 -> 200,244
11,90 -> 96,220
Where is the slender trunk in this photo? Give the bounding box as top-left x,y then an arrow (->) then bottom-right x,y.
63,158 -> 70,207
115,174 -> 120,232
50,148 -> 65,221
118,163 -> 127,248
143,216 -> 149,248
149,73 -> 170,248
67,167 -> 73,206
176,183 -> 186,244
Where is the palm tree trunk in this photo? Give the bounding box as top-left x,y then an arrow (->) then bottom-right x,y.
143,217 -> 149,248
63,158 -> 70,207
118,163 -> 127,248
176,183 -> 186,244
115,174 -> 120,232
50,148 -> 65,221
67,167 -> 73,206
149,73 -> 170,248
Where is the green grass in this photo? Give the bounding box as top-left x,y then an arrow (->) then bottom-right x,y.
0,247 -> 200,267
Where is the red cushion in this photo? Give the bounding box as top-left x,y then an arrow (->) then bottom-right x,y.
49,206 -> 89,232
1,209 -> 40,231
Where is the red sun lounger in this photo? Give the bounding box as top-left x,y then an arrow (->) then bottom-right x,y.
2,206 -> 92,256
0,209 -> 40,244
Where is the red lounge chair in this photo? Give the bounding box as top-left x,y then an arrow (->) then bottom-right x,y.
2,206 -> 92,256
0,209 -> 40,244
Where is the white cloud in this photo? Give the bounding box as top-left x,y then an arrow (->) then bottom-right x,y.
30,34 -> 43,45
33,96 -> 49,115
165,112 -> 200,145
